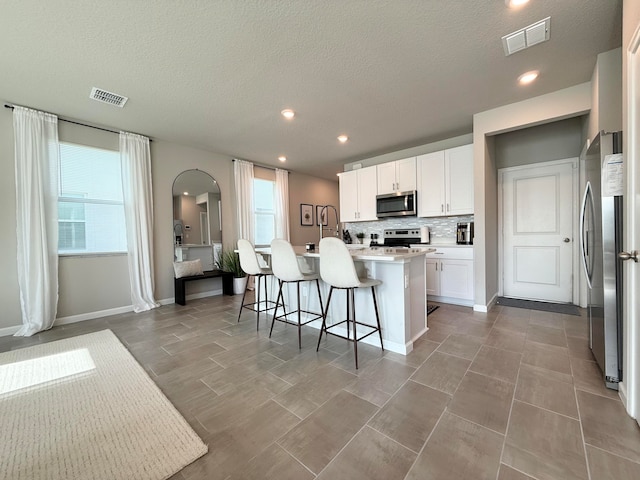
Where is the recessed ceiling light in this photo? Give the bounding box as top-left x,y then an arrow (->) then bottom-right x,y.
518,70 -> 539,85
183,191 -> 189,195
278,156 -> 286,162
337,135 -> 349,143
281,109 -> 295,119
505,0 -> 529,7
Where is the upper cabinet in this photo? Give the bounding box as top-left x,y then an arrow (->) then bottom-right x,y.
339,166 -> 377,222
417,144 -> 473,217
376,157 -> 416,194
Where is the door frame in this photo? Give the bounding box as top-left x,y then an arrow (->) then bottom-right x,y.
498,157 -> 579,304
622,21 -> 640,422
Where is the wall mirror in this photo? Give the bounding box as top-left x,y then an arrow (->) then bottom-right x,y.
172,169 -> 222,270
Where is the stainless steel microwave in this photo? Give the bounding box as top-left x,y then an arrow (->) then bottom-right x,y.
376,191 -> 417,218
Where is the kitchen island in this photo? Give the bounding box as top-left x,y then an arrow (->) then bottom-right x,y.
257,246 -> 434,355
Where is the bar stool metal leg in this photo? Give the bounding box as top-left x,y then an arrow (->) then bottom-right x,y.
256,274 -> 262,330
351,288 -> 358,369
237,274 -> 252,323
316,286 -> 333,351
270,280 -> 284,338
371,286 -> 384,350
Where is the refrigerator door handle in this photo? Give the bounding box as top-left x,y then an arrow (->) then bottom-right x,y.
580,181 -> 593,289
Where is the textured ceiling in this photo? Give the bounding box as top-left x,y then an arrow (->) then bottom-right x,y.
0,1 -> 622,180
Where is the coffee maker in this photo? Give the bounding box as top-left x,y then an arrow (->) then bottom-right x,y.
456,222 -> 474,245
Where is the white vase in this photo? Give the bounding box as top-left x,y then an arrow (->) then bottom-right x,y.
233,276 -> 247,295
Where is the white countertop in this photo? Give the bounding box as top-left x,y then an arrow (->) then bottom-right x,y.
258,245 -> 435,262
410,243 -> 474,248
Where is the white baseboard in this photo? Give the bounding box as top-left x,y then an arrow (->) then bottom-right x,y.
0,325 -> 21,337
55,305 -> 135,326
474,292 -> 499,313
0,290 -> 226,337
619,382 -> 630,414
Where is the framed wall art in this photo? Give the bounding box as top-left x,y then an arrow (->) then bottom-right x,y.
300,203 -> 313,226
316,205 -> 328,226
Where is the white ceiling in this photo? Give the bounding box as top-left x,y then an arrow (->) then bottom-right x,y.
0,1 -> 622,180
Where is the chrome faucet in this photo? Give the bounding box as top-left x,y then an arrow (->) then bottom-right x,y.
319,205 -> 340,240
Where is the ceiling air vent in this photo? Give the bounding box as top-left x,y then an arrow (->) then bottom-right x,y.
89,87 -> 128,107
502,17 -> 551,56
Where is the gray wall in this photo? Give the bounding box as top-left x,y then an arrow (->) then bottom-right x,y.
494,117 -> 585,169
288,171 -> 340,246
0,106 -> 338,331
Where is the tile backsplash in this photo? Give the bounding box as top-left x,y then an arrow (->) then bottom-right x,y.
344,215 -> 474,243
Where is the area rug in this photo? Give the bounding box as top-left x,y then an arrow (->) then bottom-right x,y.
0,330 -> 207,480
427,305 -> 439,315
496,297 -> 581,316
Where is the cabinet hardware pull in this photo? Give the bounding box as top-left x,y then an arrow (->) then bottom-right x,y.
441,262 -> 443,270
447,203 -> 450,212
441,204 -> 444,213
435,263 -> 438,271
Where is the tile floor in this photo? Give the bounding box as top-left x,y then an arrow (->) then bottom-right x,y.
2,295 -> 640,479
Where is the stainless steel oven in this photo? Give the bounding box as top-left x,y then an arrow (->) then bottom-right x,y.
376,191 -> 417,218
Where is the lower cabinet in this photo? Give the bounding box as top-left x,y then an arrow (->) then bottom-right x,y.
426,247 -> 474,306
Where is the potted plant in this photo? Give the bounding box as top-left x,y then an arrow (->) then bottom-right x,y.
356,232 -> 365,244
220,249 -> 247,294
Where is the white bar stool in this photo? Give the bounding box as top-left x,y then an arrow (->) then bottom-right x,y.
316,237 -> 384,369
237,239 -> 277,329
270,239 -> 324,349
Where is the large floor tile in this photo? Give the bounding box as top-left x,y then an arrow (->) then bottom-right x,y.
274,364 -> 357,418
503,401 -> 588,480
183,400 -> 300,480
436,333 -> 484,360
515,364 -> 578,418
448,371 -> 515,434
497,464 -> 536,479
566,335 -> 594,360
316,426 -> 416,480
410,351 -> 471,395
493,314 -> 530,333
586,445 -> 640,480
469,345 -> 521,384
577,390 -> 640,463
368,380 -> 450,452
344,357 -> 416,407
483,328 -> 526,353
571,357 -> 620,399
521,341 -> 572,376
526,324 -> 567,348
278,390 -> 378,474
405,412 -> 503,480
227,443 -> 314,480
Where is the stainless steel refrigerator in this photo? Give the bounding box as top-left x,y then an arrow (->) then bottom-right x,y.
580,131 -> 623,390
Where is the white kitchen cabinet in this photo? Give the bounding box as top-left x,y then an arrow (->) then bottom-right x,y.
425,247 -> 474,306
339,166 -> 377,222
417,144 -> 473,217
376,157 -> 416,194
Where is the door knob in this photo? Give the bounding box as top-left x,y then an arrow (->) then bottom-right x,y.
618,251 -> 639,262
563,238 -> 571,243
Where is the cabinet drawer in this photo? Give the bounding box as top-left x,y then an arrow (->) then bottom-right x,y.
425,247 -> 473,260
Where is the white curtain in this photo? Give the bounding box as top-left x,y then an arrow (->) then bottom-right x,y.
120,132 -> 160,313
275,168 -> 290,240
13,106 -> 60,336
234,159 -> 255,242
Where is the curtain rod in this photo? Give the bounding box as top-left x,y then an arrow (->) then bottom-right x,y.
4,103 -> 151,141
232,158 -> 289,173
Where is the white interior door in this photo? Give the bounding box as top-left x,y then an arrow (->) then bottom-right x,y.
501,160 -> 576,303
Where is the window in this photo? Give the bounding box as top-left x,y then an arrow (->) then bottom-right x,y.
254,178 -> 275,246
58,143 -> 127,254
